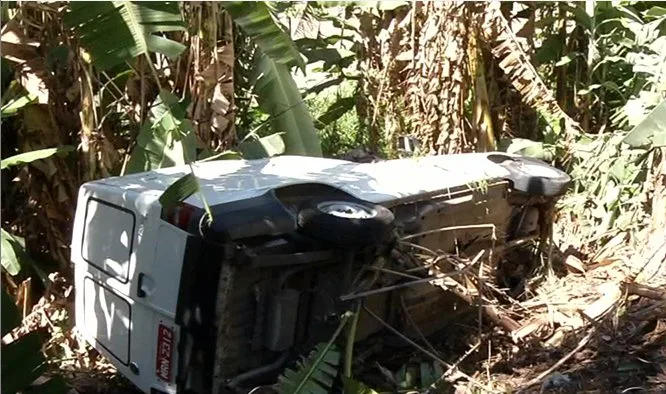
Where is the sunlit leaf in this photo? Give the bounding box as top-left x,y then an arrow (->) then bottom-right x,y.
646,6 -> 666,19
253,53 -> 322,157
0,92 -> 37,118
64,1 -> 186,70
125,90 -> 196,174
555,52 -> 583,67
622,99 -> 666,149
223,1 -> 305,71
1,229 -> 21,276
239,132 -> 286,159
1,146 -> 75,170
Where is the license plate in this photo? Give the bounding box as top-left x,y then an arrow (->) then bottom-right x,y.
156,323 -> 174,382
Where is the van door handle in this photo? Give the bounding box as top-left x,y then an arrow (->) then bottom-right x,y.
137,273 -> 146,298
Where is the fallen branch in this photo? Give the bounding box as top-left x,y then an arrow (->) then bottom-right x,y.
625,282 -> 666,301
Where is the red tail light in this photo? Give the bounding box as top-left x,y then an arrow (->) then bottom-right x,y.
163,203 -> 195,230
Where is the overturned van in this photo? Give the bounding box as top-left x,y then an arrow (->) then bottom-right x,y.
72,152 -> 570,394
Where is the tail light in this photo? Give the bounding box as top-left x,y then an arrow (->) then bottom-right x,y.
162,203 -> 196,230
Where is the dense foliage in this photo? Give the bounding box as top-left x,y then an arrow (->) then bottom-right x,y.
1,1 -> 664,393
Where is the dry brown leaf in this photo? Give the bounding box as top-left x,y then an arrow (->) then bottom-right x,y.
591,232 -> 627,263
1,20 -> 40,62
481,2 -> 582,142
1,21 -> 50,104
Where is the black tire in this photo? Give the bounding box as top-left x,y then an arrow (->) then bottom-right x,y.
487,154 -> 572,197
297,196 -> 395,247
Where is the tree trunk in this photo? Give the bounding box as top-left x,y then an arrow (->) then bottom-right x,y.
189,2 -> 236,152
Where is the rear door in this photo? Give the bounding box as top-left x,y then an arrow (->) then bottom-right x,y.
73,186 -> 188,394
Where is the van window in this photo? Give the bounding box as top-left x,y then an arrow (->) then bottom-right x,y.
82,198 -> 135,282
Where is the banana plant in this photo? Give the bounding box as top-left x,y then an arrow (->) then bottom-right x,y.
63,1 -> 324,213
1,147 -> 74,280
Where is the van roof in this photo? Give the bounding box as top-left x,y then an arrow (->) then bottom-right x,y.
92,153 -> 512,208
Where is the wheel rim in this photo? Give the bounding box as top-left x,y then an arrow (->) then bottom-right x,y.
317,201 -> 377,219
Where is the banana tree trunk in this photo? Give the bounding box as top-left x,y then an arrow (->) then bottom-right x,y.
188,2 -> 236,152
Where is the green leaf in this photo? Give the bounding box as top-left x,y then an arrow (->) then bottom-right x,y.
302,48 -> 355,70
125,90 -> 196,174
64,1 -> 186,70
197,150 -> 242,162
303,77 -> 344,97
223,1 -> 305,71
159,172 -> 200,212
253,53 -> 322,157
646,6 -> 666,19
274,343 -> 342,394
0,229 -> 51,285
239,132 -> 286,159
274,312 -> 352,394
1,92 -> 37,118
2,229 -> 22,276
341,376 -> 379,394
555,52 -> 583,67
562,3 -> 592,30
622,99 -> 666,149
316,97 -> 356,128
1,146 -> 75,170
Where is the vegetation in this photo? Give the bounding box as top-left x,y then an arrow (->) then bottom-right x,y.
1,1 -> 665,393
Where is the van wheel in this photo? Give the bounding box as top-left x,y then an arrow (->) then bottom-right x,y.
297,197 -> 395,247
487,154 -> 572,197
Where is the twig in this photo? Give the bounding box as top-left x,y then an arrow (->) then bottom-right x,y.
444,341 -> 481,378
340,250 -> 485,301
625,282 -> 666,300
520,329 -> 595,390
401,223 -> 497,241
398,240 -> 439,256
367,266 -> 420,280
399,295 -> 440,357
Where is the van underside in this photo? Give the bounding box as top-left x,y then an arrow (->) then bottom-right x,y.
172,181 -> 552,394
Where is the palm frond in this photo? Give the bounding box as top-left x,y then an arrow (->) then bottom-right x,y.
124,91 -> 196,174
481,3 -> 583,139
274,343 -> 341,394
253,53 -> 322,157
224,1 -> 305,71
64,1 -> 186,70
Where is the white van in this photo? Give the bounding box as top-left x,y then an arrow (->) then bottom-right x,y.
72,152 -> 570,394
